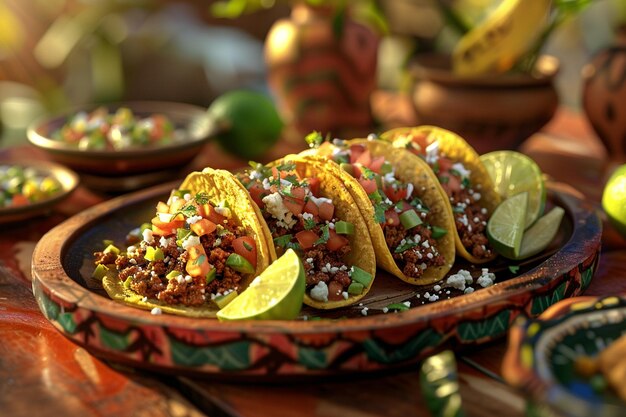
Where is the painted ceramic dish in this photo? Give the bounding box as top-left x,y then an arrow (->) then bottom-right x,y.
503,296 -> 626,417
31,181 -> 600,378
0,159 -> 78,224
27,101 -> 213,177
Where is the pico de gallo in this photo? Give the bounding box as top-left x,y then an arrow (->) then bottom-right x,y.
239,162 -> 372,303
330,142 -> 448,279
0,164 -> 61,209
54,107 -> 181,151
401,133 -> 493,260
93,189 -> 258,308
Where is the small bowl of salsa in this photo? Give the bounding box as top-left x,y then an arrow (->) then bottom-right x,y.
27,102 -> 213,178
0,160 -> 79,224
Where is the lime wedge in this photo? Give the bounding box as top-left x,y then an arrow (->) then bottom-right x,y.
216,248 -> 305,321
480,151 -> 546,228
514,206 -> 565,260
487,192 -> 528,259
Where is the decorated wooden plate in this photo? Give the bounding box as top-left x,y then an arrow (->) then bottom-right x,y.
31,181 -> 601,378
503,295 -> 626,417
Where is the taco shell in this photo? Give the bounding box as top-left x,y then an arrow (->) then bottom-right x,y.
259,155 -> 377,309
303,139 -> 456,285
102,168 -> 275,317
382,126 -> 501,263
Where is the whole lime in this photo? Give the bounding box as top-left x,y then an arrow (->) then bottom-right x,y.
207,90 -> 283,159
602,164 -> 626,237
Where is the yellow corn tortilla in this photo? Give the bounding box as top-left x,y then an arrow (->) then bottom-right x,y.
102,168 -> 275,318
381,126 -> 501,264
255,155 -> 377,309
301,139 -> 456,286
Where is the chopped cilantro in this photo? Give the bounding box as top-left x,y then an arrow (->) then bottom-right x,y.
374,203 -> 387,224
315,224 -> 330,246
334,153 -> 349,164
361,166 -> 377,180
432,161 -> 440,174
178,204 -> 198,218
368,190 -> 383,204
453,205 -> 465,214
243,241 -> 253,251
461,177 -> 471,189
394,240 -> 420,253
194,192 -> 209,205
438,175 -> 449,184
449,168 -> 461,177
275,162 -> 296,172
508,265 -> 520,274
274,234 -> 294,248
410,197 -> 429,212
304,217 -> 317,230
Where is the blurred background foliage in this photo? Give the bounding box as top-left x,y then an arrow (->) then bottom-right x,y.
0,0 -> 624,143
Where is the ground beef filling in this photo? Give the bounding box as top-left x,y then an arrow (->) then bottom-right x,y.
385,220 -> 445,278
445,186 -> 493,260
94,222 -> 247,307
264,213 -> 353,301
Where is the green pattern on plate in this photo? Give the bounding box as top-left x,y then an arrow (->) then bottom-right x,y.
581,267 -> 593,290
364,329 -> 443,364
40,291 -> 60,321
458,310 -> 511,342
57,312 -> 77,334
298,347 -> 327,369
531,282 -> 567,316
170,338 -> 252,370
100,326 -> 130,351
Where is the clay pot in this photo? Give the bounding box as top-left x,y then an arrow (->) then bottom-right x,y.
264,3 -> 379,139
582,27 -> 626,174
410,55 -> 560,154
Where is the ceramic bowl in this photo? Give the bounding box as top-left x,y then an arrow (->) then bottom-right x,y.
27,101 -> 213,178
410,55 -> 560,154
0,159 -> 79,224
503,295 -> 626,417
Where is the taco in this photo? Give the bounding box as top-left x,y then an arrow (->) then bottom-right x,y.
381,126 -> 501,263
301,138 -> 456,286
236,156 -> 377,309
94,168 -> 274,317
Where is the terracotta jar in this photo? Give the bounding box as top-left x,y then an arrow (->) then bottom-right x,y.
410,55 -> 560,154
582,27 -> 626,175
264,2 -> 379,139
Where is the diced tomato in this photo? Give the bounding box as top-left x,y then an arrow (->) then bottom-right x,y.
318,202 -> 335,221
190,218 -> 216,237
151,215 -> 185,233
156,201 -> 170,213
186,254 -> 210,278
358,178 -> 377,194
437,157 -> 453,173
296,230 -> 318,250
349,144 -> 366,164
355,149 -> 372,167
440,173 -> 461,194
411,133 -> 431,152
352,164 -> 363,178
384,184 -> 408,203
307,177 -> 321,196
271,166 -> 290,179
10,194 -> 29,207
187,244 -> 206,260
283,195 -> 305,216
328,280 -> 345,301
326,229 -> 349,251
290,186 -> 306,200
202,205 -> 227,224
303,199 -> 319,216
384,209 -> 400,227
248,182 -> 268,207
368,156 -> 386,173
232,236 -> 257,268
151,225 -> 172,236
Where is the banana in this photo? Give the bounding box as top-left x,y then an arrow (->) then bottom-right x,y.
452,0 -> 552,76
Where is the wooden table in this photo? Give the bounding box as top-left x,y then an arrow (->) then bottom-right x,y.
1,99 -> 625,417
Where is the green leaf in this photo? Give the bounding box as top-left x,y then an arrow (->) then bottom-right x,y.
305,131 -> 324,148
508,265 -> 520,274
315,224 -> 330,246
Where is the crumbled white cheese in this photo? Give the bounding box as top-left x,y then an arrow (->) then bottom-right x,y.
186,215 -> 203,225
182,235 -> 201,249
476,268 -> 496,288
446,269 -> 473,291
142,228 -> 154,244
159,237 -> 169,248
262,192 -> 297,229
151,307 -> 162,315
451,162 -> 471,179
309,281 -> 329,302
308,195 -> 333,207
